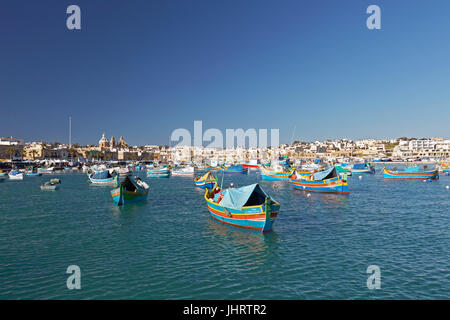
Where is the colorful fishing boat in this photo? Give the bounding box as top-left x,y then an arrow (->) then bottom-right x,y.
349,163 -> 375,174
172,166 -> 195,176
110,176 -> 149,206
38,167 -> 54,174
335,164 -> 352,175
146,166 -> 170,178
205,164 -> 221,172
8,170 -> 24,180
440,162 -> 450,173
117,167 -> 131,179
194,172 -> 218,189
0,170 -> 7,177
88,170 -> 118,185
242,159 -> 260,169
219,164 -> 248,174
260,164 -> 293,181
25,168 -> 42,176
383,166 -> 439,179
289,167 -> 350,194
204,183 -> 280,232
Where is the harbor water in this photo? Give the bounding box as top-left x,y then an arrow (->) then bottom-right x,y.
0,167 -> 449,299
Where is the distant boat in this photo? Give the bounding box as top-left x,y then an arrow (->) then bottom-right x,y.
88,170 -> 118,185
219,164 -> 248,174
38,167 -> 54,174
117,167 -> 131,179
172,166 -> 195,176
349,163 -> 375,174
383,166 -> 439,179
205,165 -> 221,172
25,168 -> 42,176
0,170 -> 7,177
40,178 -> 61,191
242,159 -> 260,168
111,176 -> 149,206
147,166 -> 170,178
8,170 -> 24,180
204,183 -> 280,232
260,164 -> 293,181
290,167 -> 350,194
194,172 -> 218,189
440,162 -> 450,173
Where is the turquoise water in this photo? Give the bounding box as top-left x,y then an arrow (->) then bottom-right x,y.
0,167 -> 449,299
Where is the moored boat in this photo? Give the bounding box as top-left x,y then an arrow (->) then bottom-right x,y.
8,170 -> 24,180
349,163 -> 375,174
40,179 -> 61,190
260,164 -> 293,181
88,170 -> 118,185
25,168 -> 42,176
147,166 -> 170,178
219,164 -> 248,174
111,176 -> 149,206
194,172 -> 218,189
289,167 -> 350,194
204,183 -> 280,232
383,166 -> 439,179
172,166 -> 195,176
0,170 -> 7,177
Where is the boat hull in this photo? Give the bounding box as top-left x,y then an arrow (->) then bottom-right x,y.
194,180 -> 217,189
111,187 -> 148,206
8,173 -> 24,180
383,168 -> 439,179
290,176 -> 350,194
260,167 -> 293,181
89,175 -> 118,185
204,192 -> 279,232
26,173 -> 42,177
351,169 -> 375,174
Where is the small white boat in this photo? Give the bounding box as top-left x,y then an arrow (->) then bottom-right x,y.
8,170 -> 24,180
171,166 -> 195,176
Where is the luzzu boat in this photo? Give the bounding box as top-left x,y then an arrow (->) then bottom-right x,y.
88,170 -> 118,185
147,166 -> 170,178
111,176 -> 149,206
0,170 -> 7,177
219,164 -> 248,174
260,164 -> 293,181
349,163 -> 375,174
25,168 -> 42,176
383,166 -> 439,179
204,183 -> 280,232
194,172 -> 218,189
440,162 -> 450,173
205,165 -> 221,172
289,167 -> 350,194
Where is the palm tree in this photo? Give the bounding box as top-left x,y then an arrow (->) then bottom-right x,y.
6,148 -> 16,161
31,149 -> 38,160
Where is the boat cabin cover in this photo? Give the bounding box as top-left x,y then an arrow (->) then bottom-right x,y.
216,183 -> 272,210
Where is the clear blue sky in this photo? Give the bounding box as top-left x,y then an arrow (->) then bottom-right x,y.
1,0 -> 449,146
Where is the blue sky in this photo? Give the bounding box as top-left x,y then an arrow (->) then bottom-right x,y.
1,0 -> 449,145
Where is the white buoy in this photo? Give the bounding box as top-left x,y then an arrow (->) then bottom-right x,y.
359,176 -> 362,180
423,180 -> 427,182
307,193 -> 311,197
446,186 -> 449,189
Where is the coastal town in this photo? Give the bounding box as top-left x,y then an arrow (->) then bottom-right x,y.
1,134 -> 449,165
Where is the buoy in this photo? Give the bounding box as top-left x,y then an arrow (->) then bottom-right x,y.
359,176 -> 362,180
427,179 -> 432,182
446,186 -> 449,189
307,193 -> 311,197
423,180 -> 427,182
